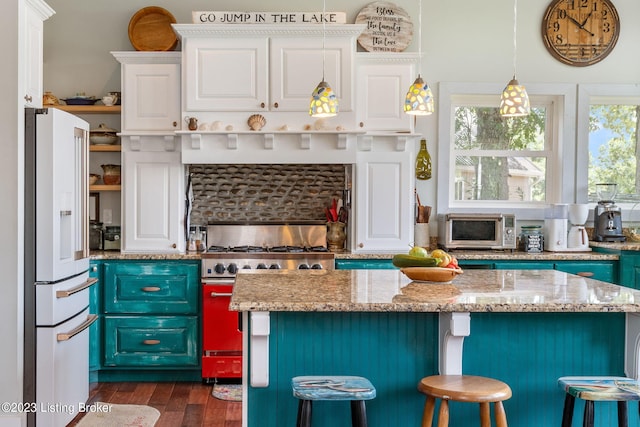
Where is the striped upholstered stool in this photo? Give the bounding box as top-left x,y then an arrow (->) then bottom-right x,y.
292,376 -> 376,427
558,376 -> 640,427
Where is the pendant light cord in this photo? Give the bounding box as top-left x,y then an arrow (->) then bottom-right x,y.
417,0 -> 422,77
322,0 -> 327,81
512,0 -> 518,79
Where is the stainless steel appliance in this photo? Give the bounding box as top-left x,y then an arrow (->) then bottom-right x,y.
437,213 -> 517,250
201,222 -> 334,381
102,225 -> 121,250
24,108 -> 98,427
594,183 -> 625,242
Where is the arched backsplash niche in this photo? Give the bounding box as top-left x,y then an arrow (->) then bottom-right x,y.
188,164 -> 349,225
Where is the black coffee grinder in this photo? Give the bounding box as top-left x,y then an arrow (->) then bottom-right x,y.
594,183 -> 625,242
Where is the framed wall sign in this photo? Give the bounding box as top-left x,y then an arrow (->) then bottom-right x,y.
355,1 -> 413,52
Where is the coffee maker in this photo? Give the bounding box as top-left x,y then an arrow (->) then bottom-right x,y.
593,183 -> 625,242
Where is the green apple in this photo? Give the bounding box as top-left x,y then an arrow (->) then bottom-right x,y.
408,246 -> 429,257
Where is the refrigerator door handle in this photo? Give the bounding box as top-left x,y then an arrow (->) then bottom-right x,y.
74,126 -> 90,261
55,277 -> 98,298
56,314 -> 98,342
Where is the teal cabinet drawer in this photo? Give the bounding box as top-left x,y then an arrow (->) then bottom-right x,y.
89,261 -> 102,371
335,259 -> 395,269
103,316 -> 198,367
103,261 -> 199,314
554,261 -> 616,283
494,261 -> 555,270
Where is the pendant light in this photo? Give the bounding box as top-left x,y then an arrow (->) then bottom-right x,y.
309,0 -> 338,117
499,0 -> 530,117
404,0 -> 434,116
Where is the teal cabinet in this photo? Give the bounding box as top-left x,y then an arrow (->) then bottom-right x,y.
89,260 -> 102,375
100,260 -> 201,379
337,257 -> 617,283
103,316 -> 198,367
335,259 -> 394,269
617,252 -> 640,289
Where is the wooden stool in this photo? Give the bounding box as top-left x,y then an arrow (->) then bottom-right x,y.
292,376 -> 376,427
417,375 -> 512,427
558,376 -> 640,427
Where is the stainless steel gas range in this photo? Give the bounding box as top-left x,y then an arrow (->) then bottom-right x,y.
201,222 -> 335,381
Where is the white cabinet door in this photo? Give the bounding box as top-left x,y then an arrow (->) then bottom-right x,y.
121,62 -> 181,131
122,149 -> 184,253
270,37 -> 352,112
23,0 -> 54,107
184,37 -> 268,111
355,149 -> 413,251
356,55 -> 416,131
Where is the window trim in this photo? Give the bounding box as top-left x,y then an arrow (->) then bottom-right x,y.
577,84 -> 640,214
437,82 -> 576,220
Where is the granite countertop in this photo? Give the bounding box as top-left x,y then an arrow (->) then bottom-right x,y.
334,250 -> 619,260
230,269 -> 640,313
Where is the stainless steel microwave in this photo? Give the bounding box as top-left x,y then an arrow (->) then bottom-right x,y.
437,213 -> 517,250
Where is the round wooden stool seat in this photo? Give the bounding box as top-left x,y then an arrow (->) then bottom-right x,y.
418,375 -> 512,427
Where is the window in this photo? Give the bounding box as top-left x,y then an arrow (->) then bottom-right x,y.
438,83 -> 576,220
577,85 -> 640,211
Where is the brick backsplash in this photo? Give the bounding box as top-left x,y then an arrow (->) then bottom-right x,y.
188,164 -> 348,225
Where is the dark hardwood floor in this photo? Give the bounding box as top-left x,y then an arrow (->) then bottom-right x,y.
67,382 -> 242,427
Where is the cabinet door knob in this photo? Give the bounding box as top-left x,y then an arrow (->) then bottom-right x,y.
24,94 -> 32,103
358,243 -> 364,248
173,121 -> 177,127
260,102 -> 265,108
143,339 -> 161,345
359,122 -> 364,128
172,243 -> 177,248
273,102 -> 279,109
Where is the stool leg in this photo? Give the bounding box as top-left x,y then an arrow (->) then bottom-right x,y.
296,400 -> 312,427
421,396 -> 436,427
561,394 -> 575,427
617,401 -> 628,427
479,402 -> 490,427
494,401 -> 508,427
437,399 -> 449,427
350,401 -> 368,427
583,400 -> 594,427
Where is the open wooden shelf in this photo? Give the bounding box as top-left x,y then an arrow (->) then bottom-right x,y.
51,105 -> 121,114
90,144 -> 121,152
89,184 -> 121,192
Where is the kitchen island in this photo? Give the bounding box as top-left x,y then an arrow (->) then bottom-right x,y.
230,269 -> 640,427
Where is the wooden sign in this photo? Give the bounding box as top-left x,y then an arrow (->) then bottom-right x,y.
192,11 -> 346,24
355,1 -> 413,52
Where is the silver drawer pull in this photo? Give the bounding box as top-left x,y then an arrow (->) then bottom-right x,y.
141,286 -> 161,292
56,277 -> 98,298
210,292 -> 233,298
59,210 -> 72,216
143,339 -> 161,345
57,314 -> 98,342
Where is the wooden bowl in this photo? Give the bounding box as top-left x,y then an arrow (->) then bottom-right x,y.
128,6 -> 178,51
400,267 -> 463,283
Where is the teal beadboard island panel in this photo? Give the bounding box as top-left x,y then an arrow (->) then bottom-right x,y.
246,311 -> 633,427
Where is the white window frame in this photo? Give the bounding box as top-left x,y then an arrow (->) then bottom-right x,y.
437,82 -> 577,220
577,84 -> 640,220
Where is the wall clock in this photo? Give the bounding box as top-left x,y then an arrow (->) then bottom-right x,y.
541,0 -> 620,67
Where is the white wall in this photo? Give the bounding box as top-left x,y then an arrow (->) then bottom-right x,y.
42,0 -> 640,219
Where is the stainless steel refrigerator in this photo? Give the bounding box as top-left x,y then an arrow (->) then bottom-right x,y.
24,107 -> 98,427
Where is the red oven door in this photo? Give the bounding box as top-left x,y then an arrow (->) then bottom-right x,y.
202,281 -> 242,379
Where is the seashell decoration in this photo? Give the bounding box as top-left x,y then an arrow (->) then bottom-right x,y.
247,114 -> 266,131
225,124 -> 234,131
211,121 -> 224,131
278,124 -> 289,131
336,125 -> 345,131
303,124 -> 312,131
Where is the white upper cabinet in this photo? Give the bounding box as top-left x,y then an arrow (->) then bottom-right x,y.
183,37 -> 268,112
112,52 -> 181,132
355,53 -> 418,132
23,0 -> 54,107
174,24 -> 363,113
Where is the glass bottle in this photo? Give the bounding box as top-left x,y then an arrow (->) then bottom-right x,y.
415,139 -> 432,180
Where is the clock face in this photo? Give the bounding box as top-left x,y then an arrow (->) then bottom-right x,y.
542,0 -> 620,66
